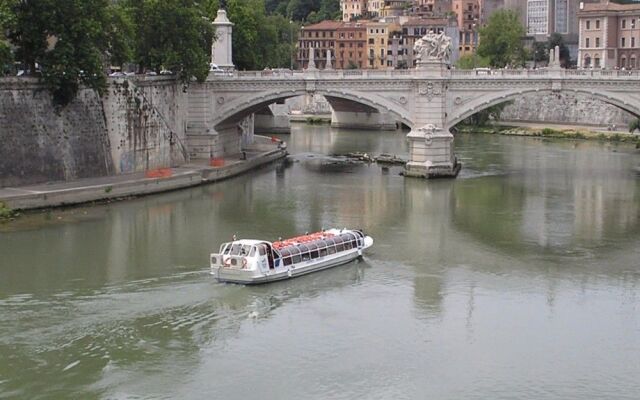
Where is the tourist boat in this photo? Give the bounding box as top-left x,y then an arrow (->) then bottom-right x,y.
210,229 -> 373,284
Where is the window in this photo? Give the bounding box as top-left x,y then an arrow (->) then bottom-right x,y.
632,19 -> 636,29
622,19 -> 626,29
595,19 -> 600,29
622,37 -> 626,47
586,20 -> 590,30
633,37 -> 636,47
369,38 -> 374,44
596,37 -> 600,48
586,38 -> 590,47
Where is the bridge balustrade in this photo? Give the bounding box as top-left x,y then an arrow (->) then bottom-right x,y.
206,68 -> 640,81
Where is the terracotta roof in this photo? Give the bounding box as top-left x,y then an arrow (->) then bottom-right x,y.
303,21 -> 343,30
579,1 -> 640,12
401,17 -> 451,26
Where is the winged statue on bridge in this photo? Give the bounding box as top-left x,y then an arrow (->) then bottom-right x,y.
414,32 -> 452,64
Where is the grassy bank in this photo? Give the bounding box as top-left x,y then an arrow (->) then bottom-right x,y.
0,201 -> 18,221
456,124 -> 640,147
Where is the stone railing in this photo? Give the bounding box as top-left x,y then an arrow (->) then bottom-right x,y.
209,68 -> 640,81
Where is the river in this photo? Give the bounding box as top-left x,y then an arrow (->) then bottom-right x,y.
1,125 -> 639,399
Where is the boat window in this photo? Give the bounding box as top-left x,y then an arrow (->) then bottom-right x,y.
333,237 -> 344,252
307,242 -> 319,258
241,245 -> 251,256
280,248 -> 291,258
258,245 -> 267,256
229,243 -> 243,256
289,247 -> 302,263
249,246 -> 256,257
296,244 -> 309,261
220,243 -> 230,254
283,256 -> 292,266
327,244 -> 336,255
319,247 -> 327,257
344,240 -> 352,250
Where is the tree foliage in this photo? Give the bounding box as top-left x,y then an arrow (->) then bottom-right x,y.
529,34 -> 571,67
477,10 -> 527,68
128,0 -> 213,83
455,54 -> 490,70
0,0 -> 14,75
223,0 -> 299,70
464,102 -> 510,126
266,0 -> 339,21
8,0 -> 111,105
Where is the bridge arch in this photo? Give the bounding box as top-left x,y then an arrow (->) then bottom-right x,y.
212,88 -> 413,129
446,87 -> 640,129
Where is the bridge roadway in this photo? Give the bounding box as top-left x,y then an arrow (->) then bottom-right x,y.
188,67 -> 640,178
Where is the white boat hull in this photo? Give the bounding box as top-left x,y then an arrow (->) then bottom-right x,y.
212,237 -> 372,284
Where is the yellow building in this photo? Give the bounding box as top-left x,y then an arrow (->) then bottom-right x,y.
365,20 -> 399,69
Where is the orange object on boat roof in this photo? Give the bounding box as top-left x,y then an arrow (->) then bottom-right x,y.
272,231 -> 334,250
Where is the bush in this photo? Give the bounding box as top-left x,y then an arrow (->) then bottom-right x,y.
541,128 -> 558,136
629,118 -> 640,133
0,201 -> 16,220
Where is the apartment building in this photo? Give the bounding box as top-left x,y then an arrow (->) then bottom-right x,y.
297,21 -> 342,69
336,22 -> 369,69
578,0 -> 640,69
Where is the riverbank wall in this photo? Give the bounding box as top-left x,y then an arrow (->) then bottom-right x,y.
0,77 -> 190,188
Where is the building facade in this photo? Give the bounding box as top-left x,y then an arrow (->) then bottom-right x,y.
452,0 -> 480,55
297,21 -> 342,70
336,22 -> 369,69
578,1 -> 640,69
366,21 -> 398,68
341,0 -> 367,21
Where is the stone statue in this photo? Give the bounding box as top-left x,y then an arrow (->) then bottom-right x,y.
414,32 -> 452,64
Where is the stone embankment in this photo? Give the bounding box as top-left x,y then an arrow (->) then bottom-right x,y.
0,76 -> 189,188
0,139 -> 286,211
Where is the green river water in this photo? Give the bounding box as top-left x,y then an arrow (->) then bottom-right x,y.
1,125 -> 639,399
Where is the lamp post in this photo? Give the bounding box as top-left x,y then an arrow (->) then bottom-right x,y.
290,20 -> 294,70
472,18 -> 478,69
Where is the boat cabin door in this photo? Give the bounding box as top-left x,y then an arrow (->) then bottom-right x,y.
258,244 -> 275,270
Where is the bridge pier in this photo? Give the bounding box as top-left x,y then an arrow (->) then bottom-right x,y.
404,59 -> 460,179
404,125 -> 460,178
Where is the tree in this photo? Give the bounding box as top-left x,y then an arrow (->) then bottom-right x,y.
0,0 -> 16,75
9,0 -> 112,105
455,54 -> 490,69
531,41 -> 548,67
629,118 -> 640,133
129,0 -> 214,84
464,103 -> 510,126
104,2 -> 135,68
477,10 -> 527,68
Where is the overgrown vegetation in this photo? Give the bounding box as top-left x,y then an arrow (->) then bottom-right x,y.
305,116 -> 330,124
0,201 -> 17,221
629,118 -> 640,133
457,124 -> 640,146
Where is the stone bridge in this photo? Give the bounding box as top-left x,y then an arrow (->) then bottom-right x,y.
188,67 -> 640,178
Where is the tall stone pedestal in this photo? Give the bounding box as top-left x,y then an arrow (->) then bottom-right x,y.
404,124 -> 460,178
